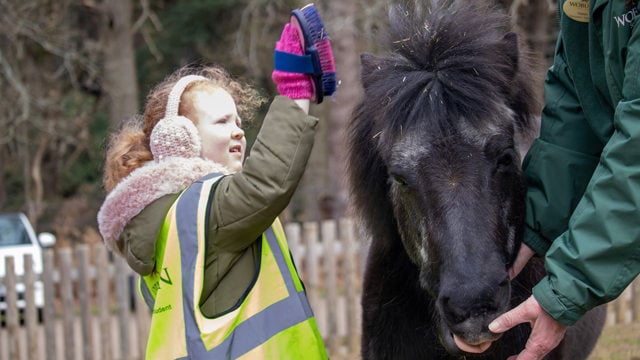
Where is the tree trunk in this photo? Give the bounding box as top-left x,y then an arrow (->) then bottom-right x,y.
101,0 -> 139,127
27,134 -> 48,223
324,0 -> 360,220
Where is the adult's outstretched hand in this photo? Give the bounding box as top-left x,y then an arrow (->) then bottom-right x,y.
488,295 -> 568,360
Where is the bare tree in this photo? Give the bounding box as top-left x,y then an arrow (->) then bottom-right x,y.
0,0 -> 157,232
0,0 -> 101,223
99,0 -> 140,127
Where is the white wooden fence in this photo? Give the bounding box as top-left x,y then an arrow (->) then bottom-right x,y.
1,217 -> 639,360
0,218 -> 365,360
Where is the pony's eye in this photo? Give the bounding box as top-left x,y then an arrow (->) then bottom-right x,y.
496,151 -> 515,168
392,174 -> 408,186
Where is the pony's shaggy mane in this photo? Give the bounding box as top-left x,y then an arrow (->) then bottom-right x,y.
348,0 -> 538,255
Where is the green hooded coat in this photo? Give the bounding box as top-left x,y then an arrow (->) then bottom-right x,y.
523,0 -> 640,325
113,96 -> 318,317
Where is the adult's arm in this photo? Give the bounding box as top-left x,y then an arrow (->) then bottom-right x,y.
525,28 -> 640,326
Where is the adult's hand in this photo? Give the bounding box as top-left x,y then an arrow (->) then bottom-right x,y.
508,244 -> 535,280
488,295 -> 568,360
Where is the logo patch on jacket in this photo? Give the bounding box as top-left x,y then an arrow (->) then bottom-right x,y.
564,0 -> 590,23
614,0 -> 638,27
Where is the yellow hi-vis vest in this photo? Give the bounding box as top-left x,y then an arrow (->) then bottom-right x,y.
139,173 -> 328,359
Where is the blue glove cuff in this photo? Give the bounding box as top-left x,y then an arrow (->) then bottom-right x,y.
274,50 -> 317,75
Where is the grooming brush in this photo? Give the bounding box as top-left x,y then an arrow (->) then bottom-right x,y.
291,4 -> 336,103
274,3 -> 336,104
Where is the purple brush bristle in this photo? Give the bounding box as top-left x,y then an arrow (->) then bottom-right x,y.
315,39 -> 336,93
292,4 -> 337,103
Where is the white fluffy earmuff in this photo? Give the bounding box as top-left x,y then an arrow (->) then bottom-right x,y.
150,75 -> 208,161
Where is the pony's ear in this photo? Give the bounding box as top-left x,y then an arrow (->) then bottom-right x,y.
360,53 -> 385,88
502,32 -> 520,74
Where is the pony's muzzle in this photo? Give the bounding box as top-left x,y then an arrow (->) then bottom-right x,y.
437,275 -> 510,345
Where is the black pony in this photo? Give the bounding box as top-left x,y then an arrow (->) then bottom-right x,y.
347,1 -> 606,359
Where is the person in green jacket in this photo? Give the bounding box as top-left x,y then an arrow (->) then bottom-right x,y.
456,0 -> 640,358
97,13 -> 333,359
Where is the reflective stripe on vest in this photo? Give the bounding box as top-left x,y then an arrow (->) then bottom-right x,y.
140,173 -> 327,359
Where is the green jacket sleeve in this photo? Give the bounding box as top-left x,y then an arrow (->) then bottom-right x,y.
528,23 -> 640,325
522,41 -> 602,257
208,96 -> 318,253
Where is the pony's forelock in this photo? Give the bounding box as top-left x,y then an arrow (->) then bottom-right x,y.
359,0 -> 535,143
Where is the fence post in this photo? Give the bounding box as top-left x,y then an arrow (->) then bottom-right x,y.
42,249 -> 57,360
59,248 -> 75,360
77,245 -> 93,360
285,223 -> 303,267
322,220 -> 338,355
95,245 -> 113,360
4,256 -> 21,360
303,222 -> 321,327
341,218 -> 360,355
24,254 -> 39,359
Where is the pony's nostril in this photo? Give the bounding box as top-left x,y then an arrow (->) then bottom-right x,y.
441,296 -> 470,324
498,276 -> 509,288
470,307 -> 491,319
440,286 -> 507,325
448,310 -> 468,324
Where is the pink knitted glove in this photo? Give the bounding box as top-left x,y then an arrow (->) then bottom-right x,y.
272,23 -> 314,99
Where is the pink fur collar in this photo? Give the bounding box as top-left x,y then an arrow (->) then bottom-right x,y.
97,157 -> 229,256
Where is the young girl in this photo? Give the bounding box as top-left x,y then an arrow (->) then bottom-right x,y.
97,17 -> 331,359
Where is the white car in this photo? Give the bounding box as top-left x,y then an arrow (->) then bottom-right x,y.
0,213 -> 56,323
